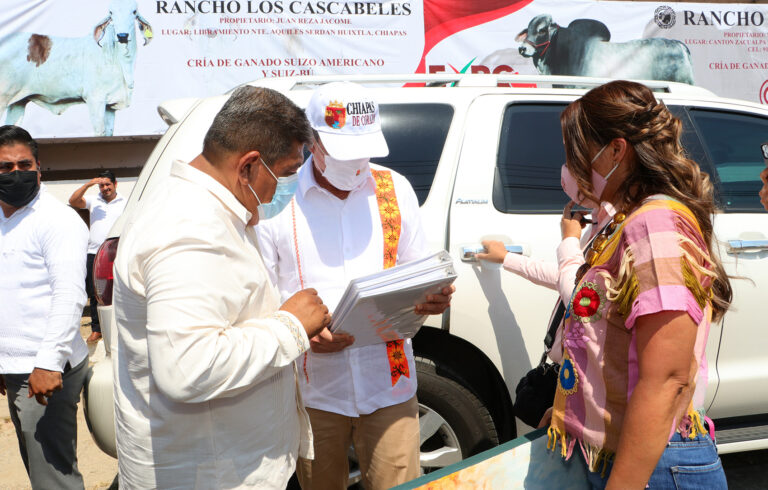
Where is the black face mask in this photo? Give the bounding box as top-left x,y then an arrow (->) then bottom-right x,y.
0,170 -> 40,208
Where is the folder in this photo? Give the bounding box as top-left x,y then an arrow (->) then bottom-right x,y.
330,251 -> 457,347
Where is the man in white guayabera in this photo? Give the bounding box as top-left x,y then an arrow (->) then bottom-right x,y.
112,87 -> 329,489
257,82 -> 454,490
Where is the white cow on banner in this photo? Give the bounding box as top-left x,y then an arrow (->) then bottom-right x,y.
0,0 -> 153,136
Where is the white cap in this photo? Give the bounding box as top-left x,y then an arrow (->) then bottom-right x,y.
305,82 -> 389,160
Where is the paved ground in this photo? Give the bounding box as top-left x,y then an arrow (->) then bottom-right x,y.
0,321 -> 118,490
721,449 -> 768,489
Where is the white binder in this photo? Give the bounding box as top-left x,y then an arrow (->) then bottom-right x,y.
330,250 -> 457,347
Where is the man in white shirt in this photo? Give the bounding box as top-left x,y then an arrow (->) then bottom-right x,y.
68,169 -> 126,342
0,125 -> 90,490
112,86 -> 330,489
257,82 -> 453,490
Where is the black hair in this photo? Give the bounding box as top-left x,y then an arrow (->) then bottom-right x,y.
0,125 -> 39,161
202,86 -> 312,166
98,169 -> 116,183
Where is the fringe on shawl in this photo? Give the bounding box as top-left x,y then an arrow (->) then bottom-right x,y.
596,234 -> 716,318
596,247 -> 638,318
547,426 -> 614,477
547,409 -> 705,478
678,409 -> 708,440
679,235 -> 718,310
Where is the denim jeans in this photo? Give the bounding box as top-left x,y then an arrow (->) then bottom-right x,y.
582,432 -> 727,489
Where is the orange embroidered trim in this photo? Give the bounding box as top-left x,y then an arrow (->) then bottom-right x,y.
372,169 -> 409,386
372,169 -> 402,270
386,339 -> 410,386
291,199 -> 309,383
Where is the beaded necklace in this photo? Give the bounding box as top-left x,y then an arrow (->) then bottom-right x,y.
574,211 -> 627,284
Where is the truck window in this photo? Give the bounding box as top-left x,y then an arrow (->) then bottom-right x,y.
494,103 -> 569,213
668,106 -> 710,171
371,103 -> 454,205
688,109 -> 768,212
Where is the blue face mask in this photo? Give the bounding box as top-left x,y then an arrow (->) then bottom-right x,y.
248,158 -> 298,221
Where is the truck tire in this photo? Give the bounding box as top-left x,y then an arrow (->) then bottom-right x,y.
416,356 -> 499,471
288,357 -> 501,488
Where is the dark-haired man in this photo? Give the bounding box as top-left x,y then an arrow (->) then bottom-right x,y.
112,86 -> 330,489
69,169 -> 126,342
0,125 -> 89,490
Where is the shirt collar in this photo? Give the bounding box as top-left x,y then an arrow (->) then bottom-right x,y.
28,183 -> 45,210
1,183 -> 44,221
298,155 -> 376,198
297,155 -> 315,198
170,160 -> 252,224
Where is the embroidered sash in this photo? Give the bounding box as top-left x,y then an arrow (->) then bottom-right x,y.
371,169 -> 410,386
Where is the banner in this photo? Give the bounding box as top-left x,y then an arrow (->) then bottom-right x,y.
392,429 -> 589,490
426,1 -> 768,103
0,0 -> 766,139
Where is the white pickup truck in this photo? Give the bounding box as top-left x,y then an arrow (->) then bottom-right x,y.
85,74 -> 768,478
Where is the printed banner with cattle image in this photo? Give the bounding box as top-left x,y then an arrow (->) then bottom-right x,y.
427,1 -> 768,103
0,0 -> 425,138
0,0 -> 766,139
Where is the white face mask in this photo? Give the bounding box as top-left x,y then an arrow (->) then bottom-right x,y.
321,155 -> 370,191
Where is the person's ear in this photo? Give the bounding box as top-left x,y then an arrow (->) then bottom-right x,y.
237,150 -> 261,185
309,143 -> 326,172
308,141 -> 319,158
611,138 -> 629,163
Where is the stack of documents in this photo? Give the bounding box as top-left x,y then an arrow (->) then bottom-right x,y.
330,250 -> 457,347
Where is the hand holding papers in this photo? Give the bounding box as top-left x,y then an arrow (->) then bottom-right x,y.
330,251 -> 457,347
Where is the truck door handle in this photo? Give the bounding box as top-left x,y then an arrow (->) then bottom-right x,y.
727,240 -> 768,253
461,245 -> 523,262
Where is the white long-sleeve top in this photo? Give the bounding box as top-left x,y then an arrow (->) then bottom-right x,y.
0,186 -> 88,374
112,161 -> 312,490
501,203 -> 616,304
256,159 -> 427,417
501,203 -> 616,363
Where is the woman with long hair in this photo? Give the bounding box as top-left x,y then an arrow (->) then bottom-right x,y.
548,80 -> 732,489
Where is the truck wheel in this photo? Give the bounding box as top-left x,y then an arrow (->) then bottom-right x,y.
290,357 -> 502,489
416,357 -> 499,472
